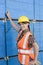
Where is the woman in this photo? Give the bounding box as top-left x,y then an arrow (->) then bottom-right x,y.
6,12 -> 39,65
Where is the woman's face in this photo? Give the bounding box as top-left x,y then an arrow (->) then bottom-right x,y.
19,23 -> 29,31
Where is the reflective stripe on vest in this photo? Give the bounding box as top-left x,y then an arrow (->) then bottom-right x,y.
21,32 -> 33,64
23,32 -> 31,49
18,48 -> 34,54
22,55 -> 25,64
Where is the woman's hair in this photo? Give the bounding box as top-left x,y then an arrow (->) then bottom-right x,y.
28,25 -> 30,31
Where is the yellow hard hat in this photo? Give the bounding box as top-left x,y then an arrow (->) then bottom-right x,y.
18,16 -> 30,24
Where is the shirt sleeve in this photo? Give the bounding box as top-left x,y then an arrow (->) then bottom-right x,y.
28,35 -> 35,44
28,35 -> 35,48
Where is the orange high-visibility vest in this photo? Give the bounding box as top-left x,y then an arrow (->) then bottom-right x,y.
17,31 -> 34,65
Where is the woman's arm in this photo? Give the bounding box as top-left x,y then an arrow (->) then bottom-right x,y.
6,11 -> 20,32
33,42 -> 39,61
28,35 -> 39,65
28,35 -> 39,60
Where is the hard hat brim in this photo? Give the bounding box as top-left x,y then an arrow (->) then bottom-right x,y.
18,21 -> 30,24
